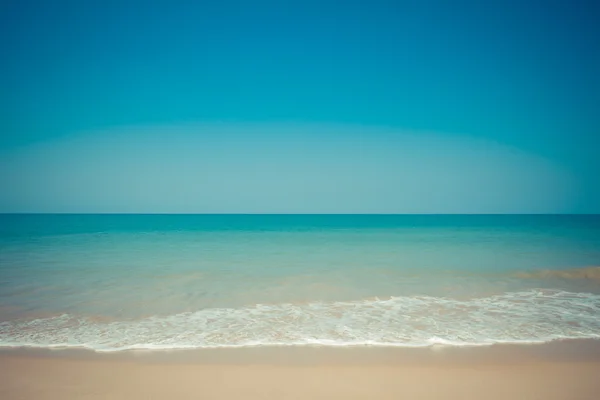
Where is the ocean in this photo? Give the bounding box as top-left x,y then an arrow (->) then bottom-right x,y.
1,214 -> 599,352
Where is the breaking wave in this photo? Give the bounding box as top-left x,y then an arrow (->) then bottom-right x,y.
1,289 -> 599,352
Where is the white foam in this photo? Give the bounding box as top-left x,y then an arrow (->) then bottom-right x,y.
1,289 -> 600,352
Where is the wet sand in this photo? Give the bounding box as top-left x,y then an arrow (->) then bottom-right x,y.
2,341 -> 600,399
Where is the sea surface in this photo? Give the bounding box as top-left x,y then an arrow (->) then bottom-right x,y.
1,214 -> 599,352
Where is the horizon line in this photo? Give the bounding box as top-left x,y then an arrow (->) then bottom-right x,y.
1,213 -> 598,216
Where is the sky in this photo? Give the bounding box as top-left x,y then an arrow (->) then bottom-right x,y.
0,0 -> 598,213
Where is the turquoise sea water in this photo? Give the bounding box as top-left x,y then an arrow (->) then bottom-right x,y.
1,214 -> 599,351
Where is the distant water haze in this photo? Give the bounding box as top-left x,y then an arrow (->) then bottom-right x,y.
0,123 -> 578,214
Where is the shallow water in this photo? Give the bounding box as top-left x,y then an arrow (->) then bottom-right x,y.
1,214 -> 599,351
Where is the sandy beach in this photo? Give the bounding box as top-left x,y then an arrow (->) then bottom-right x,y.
2,341 -> 600,400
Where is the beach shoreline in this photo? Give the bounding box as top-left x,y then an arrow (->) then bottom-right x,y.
2,340 -> 600,399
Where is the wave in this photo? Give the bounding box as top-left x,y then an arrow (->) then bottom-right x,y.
1,289 -> 599,352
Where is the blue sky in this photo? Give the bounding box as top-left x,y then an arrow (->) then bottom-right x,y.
1,1 -> 598,213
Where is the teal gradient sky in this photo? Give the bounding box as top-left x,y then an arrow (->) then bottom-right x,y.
1,1 -> 598,213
